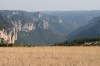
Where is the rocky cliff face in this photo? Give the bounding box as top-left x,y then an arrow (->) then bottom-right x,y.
11,19 -> 48,32
0,20 -> 49,44
0,11 -> 49,44
0,29 -> 17,44
12,21 -> 36,32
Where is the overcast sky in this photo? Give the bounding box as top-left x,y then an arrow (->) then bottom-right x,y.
0,0 -> 100,11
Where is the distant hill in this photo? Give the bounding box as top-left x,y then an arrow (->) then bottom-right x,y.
67,16 -> 100,40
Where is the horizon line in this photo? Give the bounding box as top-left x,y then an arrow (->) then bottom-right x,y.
0,9 -> 100,12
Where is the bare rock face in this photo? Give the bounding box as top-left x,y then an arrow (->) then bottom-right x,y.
12,20 -> 48,32
1,18 -> 49,44
0,20 -> 36,44
12,21 -> 36,32
42,21 -> 48,29
0,29 -> 17,44
0,11 -> 49,44
36,20 -> 49,29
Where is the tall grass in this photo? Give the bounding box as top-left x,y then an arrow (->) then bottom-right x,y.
0,47 -> 100,66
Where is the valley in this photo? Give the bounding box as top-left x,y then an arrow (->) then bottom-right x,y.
0,10 -> 100,45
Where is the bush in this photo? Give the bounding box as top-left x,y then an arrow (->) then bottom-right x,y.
0,43 -> 15,47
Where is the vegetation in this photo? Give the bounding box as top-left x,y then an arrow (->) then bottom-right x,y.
16,29 -> 65,45
0,43 -> 18,47
0,47 -> 100,66
1,37 -> 100,47
54,38 -> 100,46
0,43 -> 37,47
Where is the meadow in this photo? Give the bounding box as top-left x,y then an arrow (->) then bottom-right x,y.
0,46 -> 100,66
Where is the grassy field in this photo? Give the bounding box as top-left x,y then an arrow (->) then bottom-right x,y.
0,47 -> 100,66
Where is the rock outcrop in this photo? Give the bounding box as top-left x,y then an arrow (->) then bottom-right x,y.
0,29 -> 17,44
12,21 -> 36,32
0,20 -> 49,44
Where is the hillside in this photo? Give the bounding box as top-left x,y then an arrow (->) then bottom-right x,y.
16,29 -> 65,45
67,16 -> 100,40
0,10 -> 100,45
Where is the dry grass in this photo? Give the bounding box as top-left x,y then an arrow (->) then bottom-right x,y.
0,46 -> 100,66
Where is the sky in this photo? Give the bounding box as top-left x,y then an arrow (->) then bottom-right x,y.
0,0 -> 100,11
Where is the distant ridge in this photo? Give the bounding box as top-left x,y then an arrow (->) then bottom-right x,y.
67,16 -> 100,40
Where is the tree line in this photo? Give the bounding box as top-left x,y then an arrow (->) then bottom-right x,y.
1,37 -> 100,47
54,38 -> 100,46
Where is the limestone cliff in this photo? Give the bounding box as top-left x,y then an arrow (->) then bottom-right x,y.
0,19 -> 49,44
12,21 -> 36,32
11,19 -> 48,32
0,29 -> 17,44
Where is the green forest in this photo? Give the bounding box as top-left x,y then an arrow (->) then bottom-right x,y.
54,38 -> 100,46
